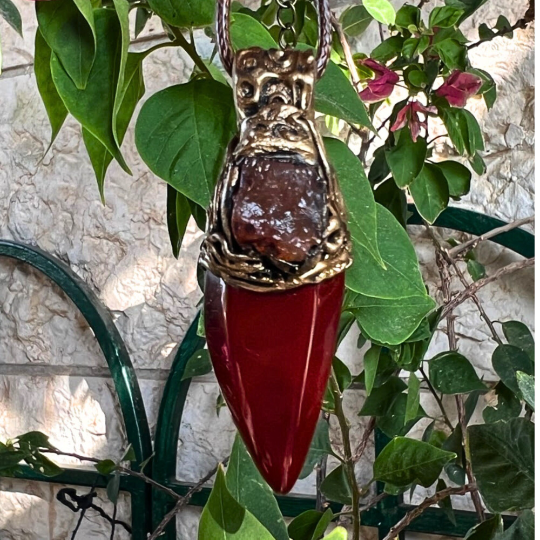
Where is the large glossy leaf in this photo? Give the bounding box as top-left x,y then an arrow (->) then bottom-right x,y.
51,9 -> 129,173
36,0 -> 96,89
517,372 -> 534,410
445,0 -> 489,23
468,418 -> 534,512
136,79 -> 237,207
147,0 -> 215,28
340,5 -> 373,37
492,344 -> 533,396
345,204 -> 429,299
82,52 -> 145,199
198,466 -> 274,539
410,163 -> 450,223
501,321 -> 534,362
288,509 -> 334,540
324,137 -> 382,265
359,376 -> 406,416
429,351 -> 486,394
385,129 -> 427,188
227,436 -> 288,540
374,437 -> 456,488
230,12 -> 277,50
351,293 -> 435,345
494,510 -> 534,540
465,514 -> 503,540
34,29 -> 68,145
363,0 -> 396,25
376,393 -> 426,438
300,419 -> 335,479
0,0 -> 22,36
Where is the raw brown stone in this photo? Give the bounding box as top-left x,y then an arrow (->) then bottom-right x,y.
231,156 -> 326,263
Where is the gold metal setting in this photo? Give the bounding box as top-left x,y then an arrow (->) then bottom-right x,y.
200,48 -> 352,292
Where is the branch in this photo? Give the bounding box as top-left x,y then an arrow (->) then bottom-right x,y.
440,258 -> 535,319
352,417 -> 375,462
419,366 -> 453,431
170,27 -> 212,76
331,14 -> 361,91
148,459 -> 228,540
330,374 -> 361,540
381,484 -> 477,540
468,1 -> 535,50
447,216 -> 534,258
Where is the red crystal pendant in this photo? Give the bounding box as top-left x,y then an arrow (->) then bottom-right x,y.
205,270 -> 345,493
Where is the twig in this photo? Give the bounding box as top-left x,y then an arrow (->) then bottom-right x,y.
352,417 -> 376,462
330,374 -> 361,540
468,1 -> 535,49
418,0 -> 430,8
447,216 -> 534,258
440,258 -> 535,319
170,27 -> 212,76
419,366 -> 453,430
109,504 -> 117,540
378,23 -> 384,42
148,459 -> 228,540
381,484 -> 477,540
42,448 -> 183,502
360,492 -> 387,513
331,14 -> 361,91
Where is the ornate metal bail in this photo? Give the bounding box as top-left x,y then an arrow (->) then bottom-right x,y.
202,0 -> 352,291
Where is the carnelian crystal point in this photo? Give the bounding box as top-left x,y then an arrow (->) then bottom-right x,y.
204,271 -> 345,493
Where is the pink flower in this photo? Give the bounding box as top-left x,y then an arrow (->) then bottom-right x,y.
436,70 -> 483,108
358,59 -> 399,103
390,100 -> 437,142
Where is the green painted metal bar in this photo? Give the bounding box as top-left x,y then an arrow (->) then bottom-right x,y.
0,240 -> 153,539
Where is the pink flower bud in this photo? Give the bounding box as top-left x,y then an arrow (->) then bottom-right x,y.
358,59 -> 399,104
436,70 -> 483,108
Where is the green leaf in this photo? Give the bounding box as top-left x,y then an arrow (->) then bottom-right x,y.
227,436 -> 288,540
395,5 -> 421,29
363,0 -> 396,25
136,79 -> 237,207
433,39 -> 467,70
374,437 -> 456,488
363,345 -> 381,396
135,7 -> 151,38
181,349 -> 213,381
371,36 -> 405,63
288,509 -> 334,540
167,186 -> 191,258
345,204 -> 429,299
502,321 -> 534,362
82,51 -> 145,198
200,466 -> 274,539
374,178 -> 407,228
469,153 -> 486,175
121,444 -> 136,462
377,393 -> 425,438
465,514 -> 503,539
429,351 -> 486,394
36,0 -> 96,89
315,59 -> 372,128
299,419 -> 334,479
22,451 -> 62,477
147,0 -> 214,28
0,0 -> 22,36
230,12 -> 277,50
494,510 -> 534,540
483,382 -> 522,423
429,6 -> 464,28
467,259 -> 485,281
333,357 -> 352,392
492,344 -> 533,396
385,128 -> 427,188
17,431 -> 54,449
495,15 -> 513,37
516,372 -> 534,410
359,376 -> 406,416
354,349 -> 397,390
437,160 -> 471,199
410,163 -> 450,223
468,418 -> 534,512
324,138 -> 382,266
320,465 -> 352,505
322,528 -> 348,540
405,372 -> 420,424
107,471 -> 121,504
51,9 -> 129,173
34,29 -> 68,145
351,293 -> 436,345
445,0 -> 489,23
340,5 -> 373,37
95,459 -> 117,475
0,449 -> 29,471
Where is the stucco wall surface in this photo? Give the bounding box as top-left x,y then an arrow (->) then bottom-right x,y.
0,0 -> 534,539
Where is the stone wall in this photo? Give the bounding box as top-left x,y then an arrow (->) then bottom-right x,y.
0,1 -> 534,539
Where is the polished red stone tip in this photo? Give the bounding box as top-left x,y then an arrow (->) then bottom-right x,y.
204,271 -> 344,493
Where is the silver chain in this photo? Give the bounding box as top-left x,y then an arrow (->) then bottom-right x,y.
276,0 -> 298,49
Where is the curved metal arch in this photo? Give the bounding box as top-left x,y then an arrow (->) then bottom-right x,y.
0,240 -> 153,466
152,207 -> 534,539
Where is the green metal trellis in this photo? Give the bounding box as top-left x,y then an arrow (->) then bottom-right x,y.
0,206 -> 533,539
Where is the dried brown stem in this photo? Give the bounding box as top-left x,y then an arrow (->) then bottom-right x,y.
447,216 -> 534,258
381,483 -> 477,540
440,258 -> 535,319
352,417 -> 376,462
331,14 -> 361,91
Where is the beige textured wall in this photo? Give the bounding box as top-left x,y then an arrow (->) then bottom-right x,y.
0,0 -> 534,538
